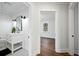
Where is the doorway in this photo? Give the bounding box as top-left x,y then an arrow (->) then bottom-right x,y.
40,11 -> 56,55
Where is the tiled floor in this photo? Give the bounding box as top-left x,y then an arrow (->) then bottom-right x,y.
7,48 -> 29,56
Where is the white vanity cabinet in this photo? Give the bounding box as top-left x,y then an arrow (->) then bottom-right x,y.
6,33 -> 23,54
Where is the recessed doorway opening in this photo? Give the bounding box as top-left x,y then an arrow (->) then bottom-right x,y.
40,11 -> 56,56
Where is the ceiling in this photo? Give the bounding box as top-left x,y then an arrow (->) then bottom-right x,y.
0,2 -> 69,20
35,2 -> 69,5
0,2 -> 29,19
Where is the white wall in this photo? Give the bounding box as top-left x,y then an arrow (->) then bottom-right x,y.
9,6 -> 29,20
0,14 -> 12,34
29,2 -> 69,55
21,18 -> 29,51
40,11 -> 55,38
28,3 -> 40,55
38,3 -> 69,52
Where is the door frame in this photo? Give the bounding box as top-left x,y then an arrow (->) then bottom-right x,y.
74,2 -> 78,55
40,11 -> 56,52
23,2 -> 32,56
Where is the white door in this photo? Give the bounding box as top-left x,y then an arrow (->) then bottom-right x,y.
69,2 -> 78,55
69,3 -> 75,55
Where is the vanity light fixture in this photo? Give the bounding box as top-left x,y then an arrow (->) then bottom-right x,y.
21,16 -> 26,19
21,16 -> 23,18
24,16 -> 26,19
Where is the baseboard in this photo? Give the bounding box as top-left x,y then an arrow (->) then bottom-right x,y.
67,51 -> 74,56
32,50 -> 40,56
56,49 -> 74,55
55,49 -> 68,53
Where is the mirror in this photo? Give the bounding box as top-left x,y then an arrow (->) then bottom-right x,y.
12,16 -> 26,33
16,16 -> 22,33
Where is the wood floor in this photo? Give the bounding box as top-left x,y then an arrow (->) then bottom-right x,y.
37,37 -> 70,56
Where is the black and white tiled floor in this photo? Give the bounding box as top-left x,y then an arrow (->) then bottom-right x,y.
7,49 -> 29,56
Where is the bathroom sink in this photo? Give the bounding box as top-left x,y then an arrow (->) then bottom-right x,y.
6,33 -> 23,43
